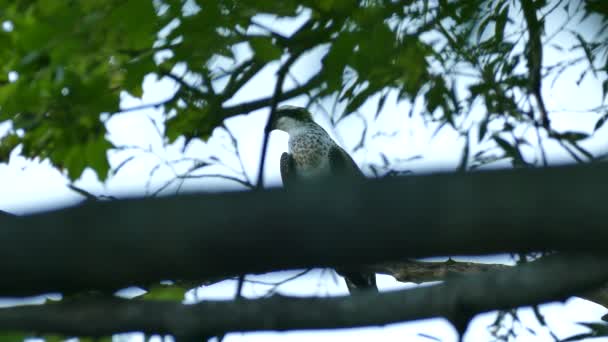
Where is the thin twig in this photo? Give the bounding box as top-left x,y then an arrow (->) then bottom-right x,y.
67,184 -> 118,201
535,125 -> 548,167
263,269 -> 313,297
67,184 -> 99,201
255,52 -> 304,189
220,123 -> 252,185
160,71 -> 209,99
117,96 -> 176,114
222,72 -> 323,117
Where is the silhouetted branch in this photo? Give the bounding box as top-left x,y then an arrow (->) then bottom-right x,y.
0,254 -> 606,337
371,259 -> 608,309
521,0 -> 550,128
1,163 -> 608,296
256,51 -> 304,189
222,72 -> 323,117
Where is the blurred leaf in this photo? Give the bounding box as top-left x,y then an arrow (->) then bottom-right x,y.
493,135 -> 526,166
457,133 -> 470,172
321,32 -> 357,92
250,37 -> 282,63
551,130 -> 590,142
165,105 -> 216,143
141,284 -> 188,301
495,5 -> 509,42
85,136 -> 113,181
123,56 -> 156,98
374,91 -> 388,119
0,134 -> 20,162
0,332 -> 29,342
594,113 -> 608,132
478,116 -> 490,142
79,337 -> 113,342
574,33 -> 597,77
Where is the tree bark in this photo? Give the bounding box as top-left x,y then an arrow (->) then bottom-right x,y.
0,253 -> 606,337
0,163 -> 607,296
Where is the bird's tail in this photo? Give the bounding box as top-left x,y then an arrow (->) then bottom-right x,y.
337,270 -> 378,294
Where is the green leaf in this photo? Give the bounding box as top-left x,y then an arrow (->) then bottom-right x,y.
0,133 -> 21,162
141,284 -> 188,301
79,336 -> 113,342
63,145 -> 88,181
0,332 -> 29,342
42,336 -> 64,342
165,102 -> 221,143
250,37 -> 282,63
552,131 -> 590,142
344,86 -> 377,116
123,56 -> 156,99
322,32 -> 357,91
85,136 -> 113,181
478,116 -> 490,142
493,135 -> 525,166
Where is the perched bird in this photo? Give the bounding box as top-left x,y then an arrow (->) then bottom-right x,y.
270,105 -> 377,294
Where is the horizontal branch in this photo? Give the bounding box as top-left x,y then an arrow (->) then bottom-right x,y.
1,253 -> 607,337
222,73 -> 323,116
1,163 -> 608,296
371,259 -> 608,309
371,259 -> 511,284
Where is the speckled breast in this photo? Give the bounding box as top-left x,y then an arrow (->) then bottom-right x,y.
289,130 -> 332,174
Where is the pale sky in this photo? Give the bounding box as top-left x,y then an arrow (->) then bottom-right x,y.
1,4 -> 607,342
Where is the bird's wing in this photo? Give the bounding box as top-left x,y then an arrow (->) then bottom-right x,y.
328,145 -> 365,179
280,152 -> 298,189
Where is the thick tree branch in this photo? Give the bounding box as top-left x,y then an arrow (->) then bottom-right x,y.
2,163 -> 608,296
0,254 -> 607,337
370,259 -> 511,284
371,259 -> 608,309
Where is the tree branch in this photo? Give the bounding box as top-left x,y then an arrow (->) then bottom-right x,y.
0,253 -> 607,337
370,259 -> 511,284
2,163 -> 608,296
221,72 -> 323,117
256,52 -> 303,189
370,258 -> 608,309
521,0 -> 550,128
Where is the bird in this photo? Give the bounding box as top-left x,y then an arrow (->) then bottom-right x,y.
269,105 -> 378,294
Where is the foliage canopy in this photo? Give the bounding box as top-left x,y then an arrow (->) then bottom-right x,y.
0,0 -> 606,181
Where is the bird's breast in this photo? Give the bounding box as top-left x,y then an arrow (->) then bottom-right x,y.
288,132 -> 332,177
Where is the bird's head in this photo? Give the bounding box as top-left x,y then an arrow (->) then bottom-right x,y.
269,105 -> 314,133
